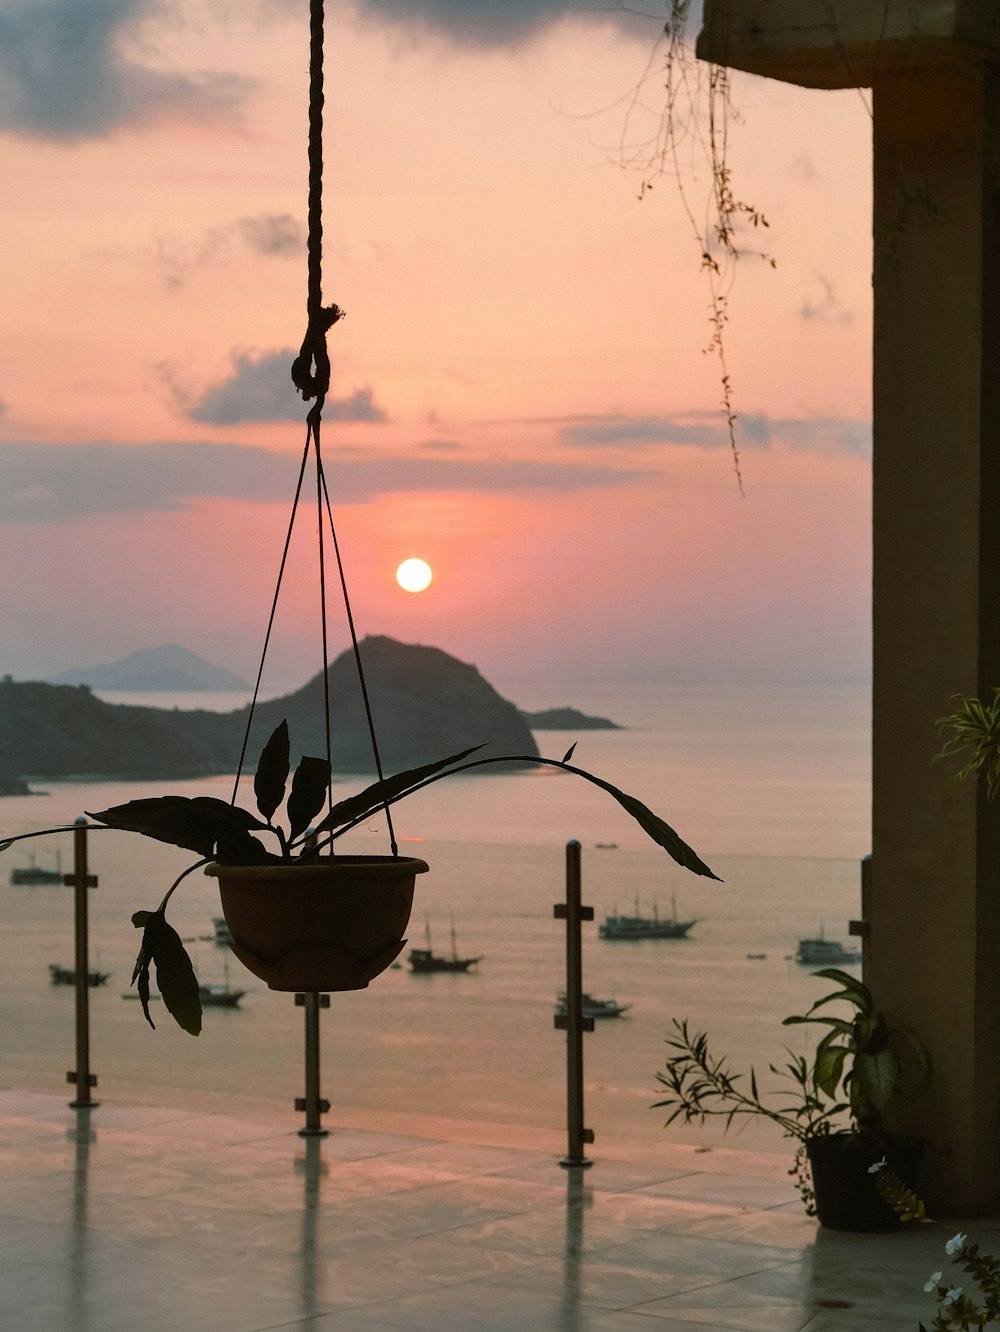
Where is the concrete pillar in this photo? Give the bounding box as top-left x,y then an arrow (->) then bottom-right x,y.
699,0 -> 1000,1212
870,62 -> 1000,1214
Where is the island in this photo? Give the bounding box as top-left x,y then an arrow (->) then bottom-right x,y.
0,637 -> 539,782
520,706 -> 622,730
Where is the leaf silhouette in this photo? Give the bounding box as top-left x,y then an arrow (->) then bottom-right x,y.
89,796 -> 267,859
286,756 -> 332,841
131,910 -> 202,1035
254,720 -> 290,823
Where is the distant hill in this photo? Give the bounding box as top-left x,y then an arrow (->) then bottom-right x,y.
50,644 -> 250,692
520,707 -> 622,730
0,637 -> 538,781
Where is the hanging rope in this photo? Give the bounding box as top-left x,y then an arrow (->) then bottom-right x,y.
290,0 -> 343,416
234,0 -> 398,857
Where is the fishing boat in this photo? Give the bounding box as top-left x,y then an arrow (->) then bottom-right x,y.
11,852 -> 64,886
199,957 -> 245,1007
199,981 -> 245,1008
408,917 -> 481,973
49,963 -> 109,987
599,895 -> 700,940
795,937 -> 861,967
555,992 -> 631,1019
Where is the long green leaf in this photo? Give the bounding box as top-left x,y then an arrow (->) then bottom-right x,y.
254,720 -> 289,823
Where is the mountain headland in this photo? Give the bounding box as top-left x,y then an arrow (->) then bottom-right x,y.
0,638 -> 541,782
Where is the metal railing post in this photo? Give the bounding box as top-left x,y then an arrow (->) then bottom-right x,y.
553,839 -> 594,1168
295,992 -> 330,1136
67,818 -> 99,1109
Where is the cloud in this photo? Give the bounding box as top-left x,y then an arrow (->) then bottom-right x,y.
238,214 -> 304,257
144,213 -> 303,289
556,411 -> 870,457
0,0 -> 251,141
186,349 -> 388,425
799,274 -> 854,325
0,441 -> 650,522
351,0 -> 648,48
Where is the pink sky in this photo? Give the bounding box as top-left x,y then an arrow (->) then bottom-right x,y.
0,2 -> 873,696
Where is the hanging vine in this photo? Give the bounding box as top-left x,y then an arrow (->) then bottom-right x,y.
621,0 -> 775,495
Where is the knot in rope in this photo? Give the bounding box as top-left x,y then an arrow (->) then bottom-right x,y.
291,303 -> 345,406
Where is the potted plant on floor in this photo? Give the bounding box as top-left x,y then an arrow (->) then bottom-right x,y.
653,967 -> 930,1230
2,719 -> 719,1035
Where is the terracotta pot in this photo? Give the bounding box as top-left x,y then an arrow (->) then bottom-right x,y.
205,855 -> 428,993
806,1131 -> 924,1232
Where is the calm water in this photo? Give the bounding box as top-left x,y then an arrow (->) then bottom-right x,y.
0,682 -> 870,1150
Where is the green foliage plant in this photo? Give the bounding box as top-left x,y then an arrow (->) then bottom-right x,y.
874,1162 -> 1000,1330
653,968 -> 929,1212
3,720 -> 719,1036
938,689 -> 1000,800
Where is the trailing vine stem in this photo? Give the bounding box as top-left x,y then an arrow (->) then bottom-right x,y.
621,0 -> 776,495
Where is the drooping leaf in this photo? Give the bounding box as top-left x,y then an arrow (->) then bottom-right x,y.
308,746 -> 485,840
286,755 -> 332,842
553,762 -> 720,879
131,910 -> 156,1029
88,796 -> 267,859
813,1042 -> 849,1099
131,910 -> 202,1035
855,1047 -> 900,1116
254,721 -> 290,823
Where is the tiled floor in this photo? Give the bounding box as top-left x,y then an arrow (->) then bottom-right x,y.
0,1088 -> 990,1330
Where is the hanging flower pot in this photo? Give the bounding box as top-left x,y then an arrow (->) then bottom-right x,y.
206,854 -> 428,992
4,715 -> 719,1034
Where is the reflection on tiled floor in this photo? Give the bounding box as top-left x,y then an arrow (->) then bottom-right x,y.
0,1089 -> 992,1330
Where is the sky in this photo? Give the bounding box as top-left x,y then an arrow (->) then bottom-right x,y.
0,0 -> 874,698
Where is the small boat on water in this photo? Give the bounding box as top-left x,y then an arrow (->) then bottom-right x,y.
199,956 -> 245,1007
599,895 -> 700,941
555,992 -> 631,1019
795,937 -> 861,967
199,981 -> 245,1008
49,963 -> 109,987
408,917 -> 481,973
11,853 -> 64,886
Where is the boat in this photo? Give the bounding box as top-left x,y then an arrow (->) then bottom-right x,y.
11,852 -> 64,886
199,957 -> 246,1007
795,937 -> 861,967
408,917 -> 481,973
49,964 -> 109,987
213,917 -> 234,947
555,992 -> 631,1019
599,895 -> 700,940
199,981 -> 246,1008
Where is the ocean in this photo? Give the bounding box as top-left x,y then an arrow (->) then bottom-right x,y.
0,682 -> 870,1154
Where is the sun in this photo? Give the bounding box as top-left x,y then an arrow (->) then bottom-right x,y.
396,557 -> 433,593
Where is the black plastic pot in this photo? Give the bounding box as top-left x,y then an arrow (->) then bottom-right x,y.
806,1131 -> 923,1231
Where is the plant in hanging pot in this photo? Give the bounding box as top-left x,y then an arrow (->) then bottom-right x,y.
2,719 -> 719,1035
653,967 -> 930,1230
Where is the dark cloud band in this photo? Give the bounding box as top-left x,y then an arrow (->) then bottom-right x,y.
0,0 -> 250,140
0,441 -> 648,523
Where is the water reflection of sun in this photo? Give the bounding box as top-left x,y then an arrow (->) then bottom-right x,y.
396,558 -> 432,593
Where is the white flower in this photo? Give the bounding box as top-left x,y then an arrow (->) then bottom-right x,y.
945,1232 -> 967,1255
924,1271 -> 942,1292
942,1286 -> 963,1307
868,1156 -> 887,1174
